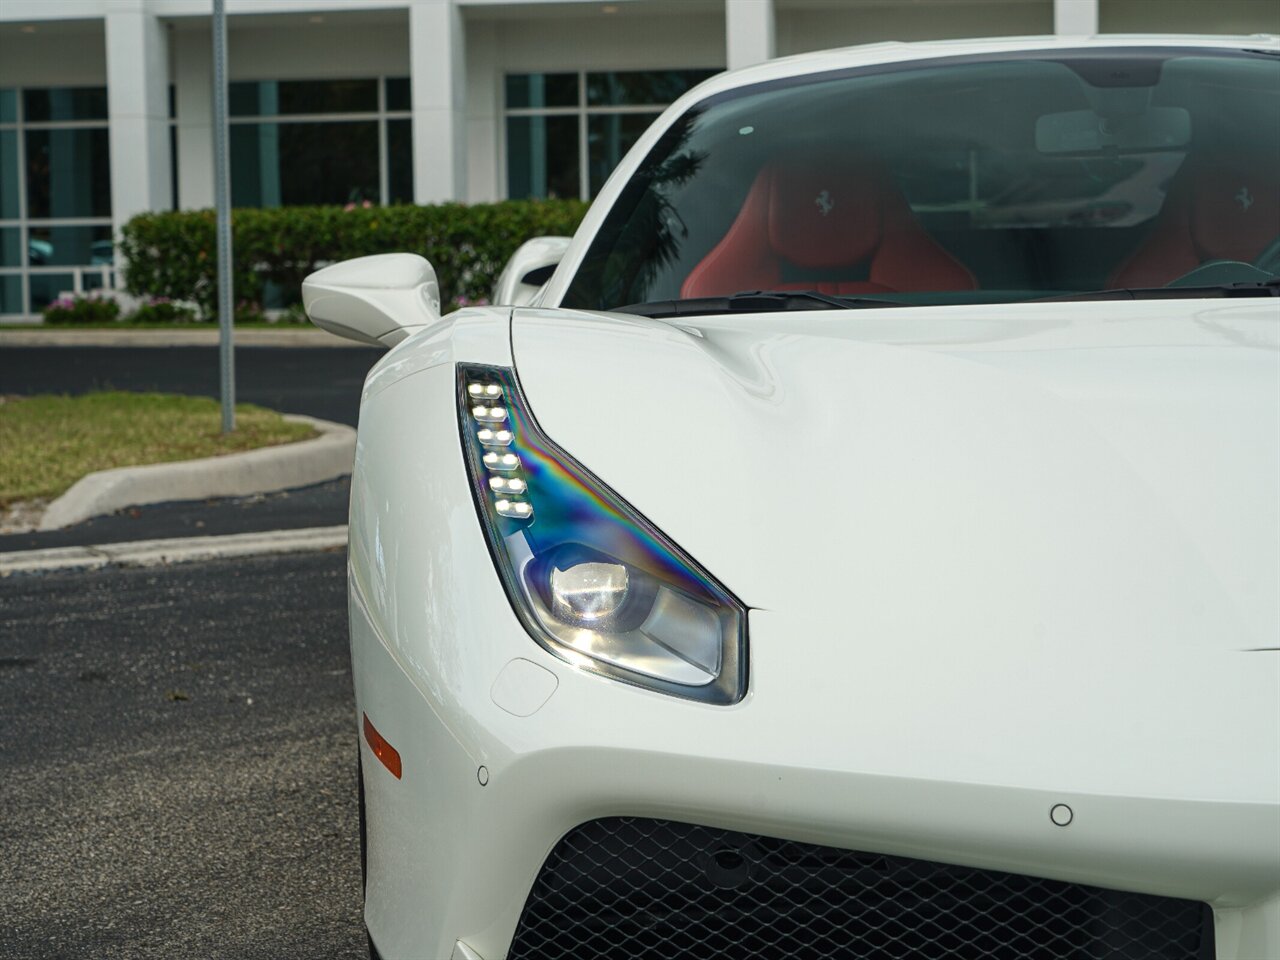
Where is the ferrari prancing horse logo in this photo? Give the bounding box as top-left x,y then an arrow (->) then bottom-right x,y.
815,190 -> 835,216
1236,186 -> 1254,212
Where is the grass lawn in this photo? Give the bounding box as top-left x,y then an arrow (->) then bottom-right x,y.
0,392 -> 316,506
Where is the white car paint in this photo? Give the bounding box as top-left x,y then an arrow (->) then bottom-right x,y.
313,33 -> 1280,960
491,236 -> 572,307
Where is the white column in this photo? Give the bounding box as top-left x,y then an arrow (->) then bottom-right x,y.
464,19 -> 499,203
1054,0 -> 1099,35
410,0 -> 466,204
174,27 -> 214,210
105,0 -> 171,238
726,0 -> 775,72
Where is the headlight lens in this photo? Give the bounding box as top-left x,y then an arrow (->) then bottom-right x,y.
457,363 -> 747,704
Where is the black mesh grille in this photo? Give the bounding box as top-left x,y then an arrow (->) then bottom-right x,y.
508,818 -> 1213,960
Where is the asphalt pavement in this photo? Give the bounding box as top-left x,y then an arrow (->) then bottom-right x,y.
0,345 -> 382,426
0,550 -> 363,959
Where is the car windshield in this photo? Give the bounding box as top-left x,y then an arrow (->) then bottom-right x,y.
563,49 -> 1280,313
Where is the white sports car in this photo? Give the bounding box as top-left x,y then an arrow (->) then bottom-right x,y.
303,35 -> 1280,960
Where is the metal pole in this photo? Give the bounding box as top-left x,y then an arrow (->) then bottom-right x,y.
212,0 -> 235,432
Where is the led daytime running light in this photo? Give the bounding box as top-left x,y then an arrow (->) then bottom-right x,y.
457,363 -> 748,705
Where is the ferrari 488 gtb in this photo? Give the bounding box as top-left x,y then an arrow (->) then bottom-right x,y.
303,35 -> 1280,960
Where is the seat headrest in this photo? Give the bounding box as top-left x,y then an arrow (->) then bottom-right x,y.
762,154 -> 892,269
1188,160 -> 1279,263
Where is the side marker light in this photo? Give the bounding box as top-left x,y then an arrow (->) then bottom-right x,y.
362,712 -> 402,779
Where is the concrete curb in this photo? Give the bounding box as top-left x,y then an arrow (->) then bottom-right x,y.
0,525 -> 348,577
38,415 -> 356,532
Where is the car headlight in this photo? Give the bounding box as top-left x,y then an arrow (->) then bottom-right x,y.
457,363 -> 747,705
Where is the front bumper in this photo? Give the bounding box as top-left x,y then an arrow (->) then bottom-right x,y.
349,357 -> 1279,960
354,595 -> 1279,960
507,817 -> 1213,959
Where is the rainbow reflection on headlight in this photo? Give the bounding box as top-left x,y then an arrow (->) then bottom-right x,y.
457,363 -> 747,704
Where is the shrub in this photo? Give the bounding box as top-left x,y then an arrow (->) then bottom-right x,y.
234,300 -> 267,325
118,200 -> 589,319
42,294 -> 121,325
277,302 -> 310,325
125,297 -> 198,325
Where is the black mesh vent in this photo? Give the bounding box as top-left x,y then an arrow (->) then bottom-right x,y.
508,818 -> 1214,960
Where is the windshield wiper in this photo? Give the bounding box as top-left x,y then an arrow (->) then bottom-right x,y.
1032,280 -> 1280,303
616,290 -> 904,318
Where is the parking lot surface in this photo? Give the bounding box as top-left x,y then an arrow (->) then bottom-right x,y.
0,551 -> 363,959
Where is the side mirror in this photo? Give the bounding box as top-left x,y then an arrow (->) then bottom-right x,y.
492,236 -> 571,306
302,253 -> 442,347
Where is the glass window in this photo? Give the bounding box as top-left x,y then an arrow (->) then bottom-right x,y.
587,70 -> 717,107
565,51 -> 1280,310
25,127 -> 112,219
27,225 -> 113,266
385,77 -> 411,112
28,273 -> 76,312
229,79 -> 379,117
506,74 -> 578,110
506,69 -> 719,200
507,115 -> 580,200
387,119 -> 414,203
0,275 -> 22,314
231,121 -> 379,206
1,129 -> 19,219
1,85 -> 111,318
1,228 -> 20,267
588,113 -> 660,195
22,87 -> 108,122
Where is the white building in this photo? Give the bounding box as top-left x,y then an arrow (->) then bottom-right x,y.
0,0 -> 1276,319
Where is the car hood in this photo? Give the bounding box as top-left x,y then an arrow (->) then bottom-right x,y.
511,300 -> 1279,799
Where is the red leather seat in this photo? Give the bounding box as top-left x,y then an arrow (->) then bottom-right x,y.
681,153 -> 975,299
1109,155 -> 1279,288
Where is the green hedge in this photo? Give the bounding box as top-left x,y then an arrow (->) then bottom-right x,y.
118,200 -> 589,319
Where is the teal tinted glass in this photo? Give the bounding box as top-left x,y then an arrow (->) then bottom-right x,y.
507,115 -> 579,199
385,77 -> 411,111
586,69 -> 717,107
27,225 -> 113,266
231,120 -> 378,206
387,119 -> 413,203
0,228 -> 20,267
22,87 -> 108,122
506,74 -> 578,109
0,89 -> 15,123
230,79 -> 378,116
29,273 -> 75,312
1,129 -> 19,219
0,274 -> 21,314
25,128 -> 111,219
588,112 -> 659,195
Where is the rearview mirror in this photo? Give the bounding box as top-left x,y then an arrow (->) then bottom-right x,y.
492,236 -> 572,306
1036,107 -> 1190,154
302,253 -> 442,347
